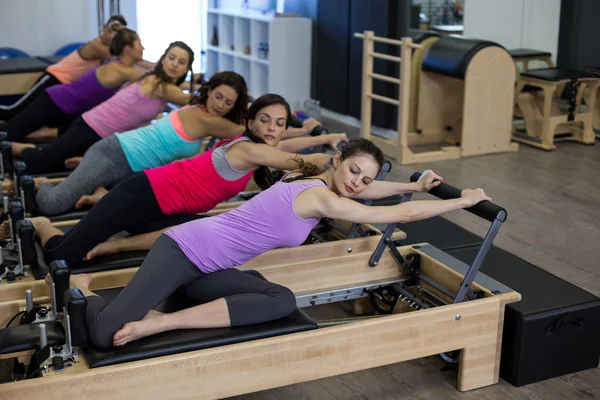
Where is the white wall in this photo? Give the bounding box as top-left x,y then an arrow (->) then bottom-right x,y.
0,0 -> 139,57
0,0 -> 97,56
463,0 -> 561,63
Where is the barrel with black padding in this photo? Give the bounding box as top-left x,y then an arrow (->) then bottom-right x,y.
422,36 -> 503,80
409,172 -> 507,222
408,29 -> 440,44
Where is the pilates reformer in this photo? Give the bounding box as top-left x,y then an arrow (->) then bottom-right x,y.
0,173 -> 519,398
0,163 -> 404,307
355,31 -> 518,164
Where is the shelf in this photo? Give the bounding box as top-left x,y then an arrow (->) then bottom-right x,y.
207,45 -> 269,65
207,8 -> 275,22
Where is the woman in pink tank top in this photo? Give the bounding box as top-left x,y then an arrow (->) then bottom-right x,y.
49,136 -> 491,348
0,15 -> 128,122
2,28 -> 145,144
10,41 -> 196,175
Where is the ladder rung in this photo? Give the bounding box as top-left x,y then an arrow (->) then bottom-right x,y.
367,93 -> 400,106
370,52 -> 402,63
369,73 -> 401,85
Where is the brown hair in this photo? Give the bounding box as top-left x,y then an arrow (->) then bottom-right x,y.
294,137 -> 385,177
190,71 -> 248,124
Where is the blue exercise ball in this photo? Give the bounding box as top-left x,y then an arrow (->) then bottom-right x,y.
54,42 -> 86,56
0,47 -> 30,60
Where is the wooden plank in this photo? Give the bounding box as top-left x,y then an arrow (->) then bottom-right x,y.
0,72 -> 43,96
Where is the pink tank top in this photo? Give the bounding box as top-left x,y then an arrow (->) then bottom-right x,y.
82,81 -> 167,138
46,42 -> 103,84
165,176 -> 325,273
145,136 -> 254,215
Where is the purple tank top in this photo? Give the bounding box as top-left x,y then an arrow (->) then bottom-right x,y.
46,66 -> 119,115
165,176 -> 326,273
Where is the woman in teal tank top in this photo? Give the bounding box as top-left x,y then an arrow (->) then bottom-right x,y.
32,71 -> 249,216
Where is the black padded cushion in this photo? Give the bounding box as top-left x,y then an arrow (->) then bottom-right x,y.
30,239 -> 146,280
509,48 -> 552,59
422,36 -> 502,79
0,321 -> 65,354
36,55 -> 65,64
409,29 -> 440,44
84,272 -> 317,368
447,246 -> 600,315
0,58 -> 49,74
520,68 -> 597,81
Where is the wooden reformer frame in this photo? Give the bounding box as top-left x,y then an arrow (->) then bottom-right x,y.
0,238 -> 520,399
513,74 -> 600,150
356,30 -> 518,165
0,175 -> 520,398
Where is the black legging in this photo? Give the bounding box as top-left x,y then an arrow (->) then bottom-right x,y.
0,73 -> 61,121
86,234 -> 297,348
3,91 -> 79,142
20,116 -> 101,174
43,173 -> 194,265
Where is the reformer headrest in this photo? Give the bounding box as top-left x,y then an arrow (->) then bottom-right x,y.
422,36 -> 503,79
64,288 -> 89,347
408,29 -> 440,44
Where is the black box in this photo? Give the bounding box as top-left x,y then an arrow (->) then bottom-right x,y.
447,246 -> 600,386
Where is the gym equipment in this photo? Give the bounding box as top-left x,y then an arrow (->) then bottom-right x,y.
356,31 -> 518,164
371,208 -> 600,387
0,48 -> 30,59
0,177 -> 519,397
407,29 -> 441,133
53,43 -> 86,57
0,57 -> 50,97
513,68 -> 600,150
508,48 -> 554,73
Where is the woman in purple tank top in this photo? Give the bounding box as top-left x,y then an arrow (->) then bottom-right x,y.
54,134 -> 492,348
9,41 -> 196,175
2,28 -> 145,143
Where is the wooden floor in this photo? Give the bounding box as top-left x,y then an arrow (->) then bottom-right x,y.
229,138 -> 600,399
1,137 -> 599,398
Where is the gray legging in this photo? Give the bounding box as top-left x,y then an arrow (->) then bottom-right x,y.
86,234 -> 297,348
36,135 -> 133,216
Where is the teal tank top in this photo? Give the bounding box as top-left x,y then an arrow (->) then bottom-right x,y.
115,112 -> 202,172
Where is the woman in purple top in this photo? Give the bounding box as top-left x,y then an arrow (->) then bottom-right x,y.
64,135 -> 491,348
2,28 -> 144,142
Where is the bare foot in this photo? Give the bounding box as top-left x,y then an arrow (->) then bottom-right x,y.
0,221 -> 9,240
64,157 -> 82,169
28,216 -> 51,231
11,142 -> 36,157
75,187 -> 109,209
70,273 -> 94,291
85,235 -> 122,260
142,309 -> 164,320
33,177 -> 50,190
24,127 -> 58,143
113,314 -> 167,346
